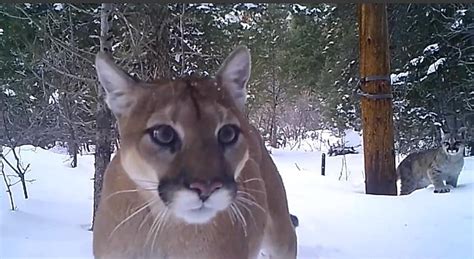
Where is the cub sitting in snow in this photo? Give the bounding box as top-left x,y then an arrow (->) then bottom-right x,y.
93,46 -> 297,259
397,127 -> 466,195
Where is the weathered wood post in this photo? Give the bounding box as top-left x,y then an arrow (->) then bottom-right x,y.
321,153 -> 326,176
358,4 -> 397,195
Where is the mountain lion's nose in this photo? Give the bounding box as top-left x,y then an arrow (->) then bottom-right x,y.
189,181 -> 223,201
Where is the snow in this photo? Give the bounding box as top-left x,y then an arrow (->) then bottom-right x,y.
457,9 -> 467,16
3,88 -> 16,97
53,3 -> 64,11
427,58 -> 446,75
391,71 -> 409,85
281,130 -> 362,153
111,42 -> 121,52
224,13 -> 240,23
195,3 -> 213,11
240,22 -> 251,30
49,90 -> 60,104
243,3 -> 258,8
410,56 -> 424,66
423,43 -> 439,54
1,145 -> 93,258
451,18 -> 464,30
294,4 -> 307,11
47,142 -> 70,155
1,143 -> 473,259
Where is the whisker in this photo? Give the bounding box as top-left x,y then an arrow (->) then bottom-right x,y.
103,188 -> 158,202
238,197 -> 266,214
238,187 -> 266,195
240,177 -> 264,184
138,210 -> 152,231
231,203 -> 248,237
230,204 -> 239,228
131,178 -> 160,185
230,204 -> 238,227
237,194 -> 266,214
227,208 -> 236,226
151,209 -> 169,253
109,199 -> 158,240
235,200 -> 257,228
102,189 -> 139,202
237,190 -> 259,202
145,208 -> 165,249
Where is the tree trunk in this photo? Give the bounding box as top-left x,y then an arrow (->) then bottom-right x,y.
270,104 -> 278,148
358,4 -> 397,195
71,143 -> 78,168
92,3 -> 114,229
67,123 -> 78,168
66,8 -> 78,169
149,4 -> 173,79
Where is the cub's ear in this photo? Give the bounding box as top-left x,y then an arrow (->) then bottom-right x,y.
95,51 -> 138,117
216,46 -> 251,111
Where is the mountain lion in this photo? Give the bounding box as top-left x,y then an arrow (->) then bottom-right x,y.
397,127 -> 466,195
93,46 -> 297,259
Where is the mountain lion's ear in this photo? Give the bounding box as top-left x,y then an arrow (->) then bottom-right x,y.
439,126 -> 446,140
216,46 -> 251,111
95,51 -> 138,117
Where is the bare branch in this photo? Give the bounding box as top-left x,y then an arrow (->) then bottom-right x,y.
42,60 -> 96,83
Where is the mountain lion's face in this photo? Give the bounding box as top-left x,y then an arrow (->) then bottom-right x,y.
441,128 -> 466,157
96,47 -> 253,224
119,79 -> 251,224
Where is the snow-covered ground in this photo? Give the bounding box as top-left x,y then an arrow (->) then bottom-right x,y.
1,144 -> 473,259
0,146 -> 94,258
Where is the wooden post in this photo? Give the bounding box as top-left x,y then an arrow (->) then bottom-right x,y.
321,153 -> 326,176
358,4 -> 397,195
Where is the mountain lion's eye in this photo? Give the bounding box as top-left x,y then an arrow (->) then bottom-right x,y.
443,142 -> 450,146
149,125 -> 176,146
218,125 -> 240,146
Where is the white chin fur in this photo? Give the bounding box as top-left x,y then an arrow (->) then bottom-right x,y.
446,149 -> 460,155
170,189 -> 233,224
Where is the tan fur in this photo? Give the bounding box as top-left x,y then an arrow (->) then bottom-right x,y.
93,51 -> 296,258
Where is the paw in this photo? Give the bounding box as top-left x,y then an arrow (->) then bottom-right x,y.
434,186 -> 451,193
446,182 -> 457,188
